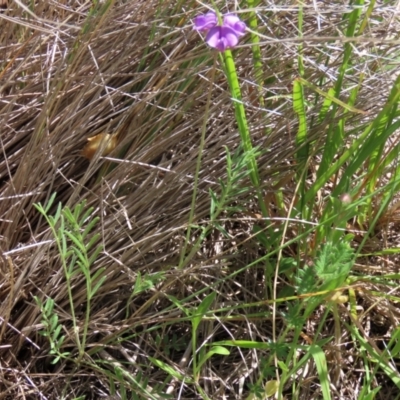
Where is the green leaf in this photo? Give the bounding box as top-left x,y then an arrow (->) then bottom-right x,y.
295,266 -> 317,295
53,201 -> 62,224
44,298 -> 55,314
197,346 -> 229,370
73,201 -> 84,221
86,233 -> 101,253
277,360 -> 289,373
387,327 -> 400,358
91,266 -> 106,282
79,206 -> 95,227
265,380 -> 280,397
310,344 -> 331,400
88,245 -> 103,266
318,88 -> 336,122
315,241 -> 354,290
44,193 -> 57,213
82,216 -> 100,238
91,275 -> 107,298
68,255 -> 79,276
299,77 -> 366,115
293,78 -> 309,164
132,272 -> 143,295
49,314 -> 58,332
62,208 -> 75,224
51,356 -> 61,364
192,292 -> 216,332
213,222 -> 229,238
52,324 -> 62,341
64,229 -> 85,250
70,246 -> 89,268
166,295 -> 188,317
358,387 -> 381,400
353,325 -> 400,388
148,357 -> 188,382
212,340 -> 272,350
253,225 -> 269,248
60,233 -> 68,258
33,296 -> 42,308
209,189 -> 217,216
56,335 -> 65,348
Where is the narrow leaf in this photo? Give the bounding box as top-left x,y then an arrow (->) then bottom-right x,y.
310,344 -> 331,400
192,292 -> 216,332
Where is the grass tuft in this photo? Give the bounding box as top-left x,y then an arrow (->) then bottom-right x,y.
1,1 -> 400,399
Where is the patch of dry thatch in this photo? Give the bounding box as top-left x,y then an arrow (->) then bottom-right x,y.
1,1 -> 399,399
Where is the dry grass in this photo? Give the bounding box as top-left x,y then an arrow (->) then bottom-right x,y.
1,1 -> 400,399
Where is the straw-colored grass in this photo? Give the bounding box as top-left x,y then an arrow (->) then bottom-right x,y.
1,1 -> 400,399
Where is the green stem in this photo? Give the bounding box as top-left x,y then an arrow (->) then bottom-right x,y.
222,50 -> 268,219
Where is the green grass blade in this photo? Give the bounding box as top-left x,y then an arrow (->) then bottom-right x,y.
310,344 -> 331,400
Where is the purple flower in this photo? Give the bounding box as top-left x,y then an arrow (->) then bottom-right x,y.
193,11 -> 247,51
205,26 -> 240,51
193,11 -> 218,31
222,14 -> 246,37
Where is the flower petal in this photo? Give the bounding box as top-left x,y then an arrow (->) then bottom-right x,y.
206,26 -> 239,51
223,14 -> 247,36
193,11 -> 217,31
